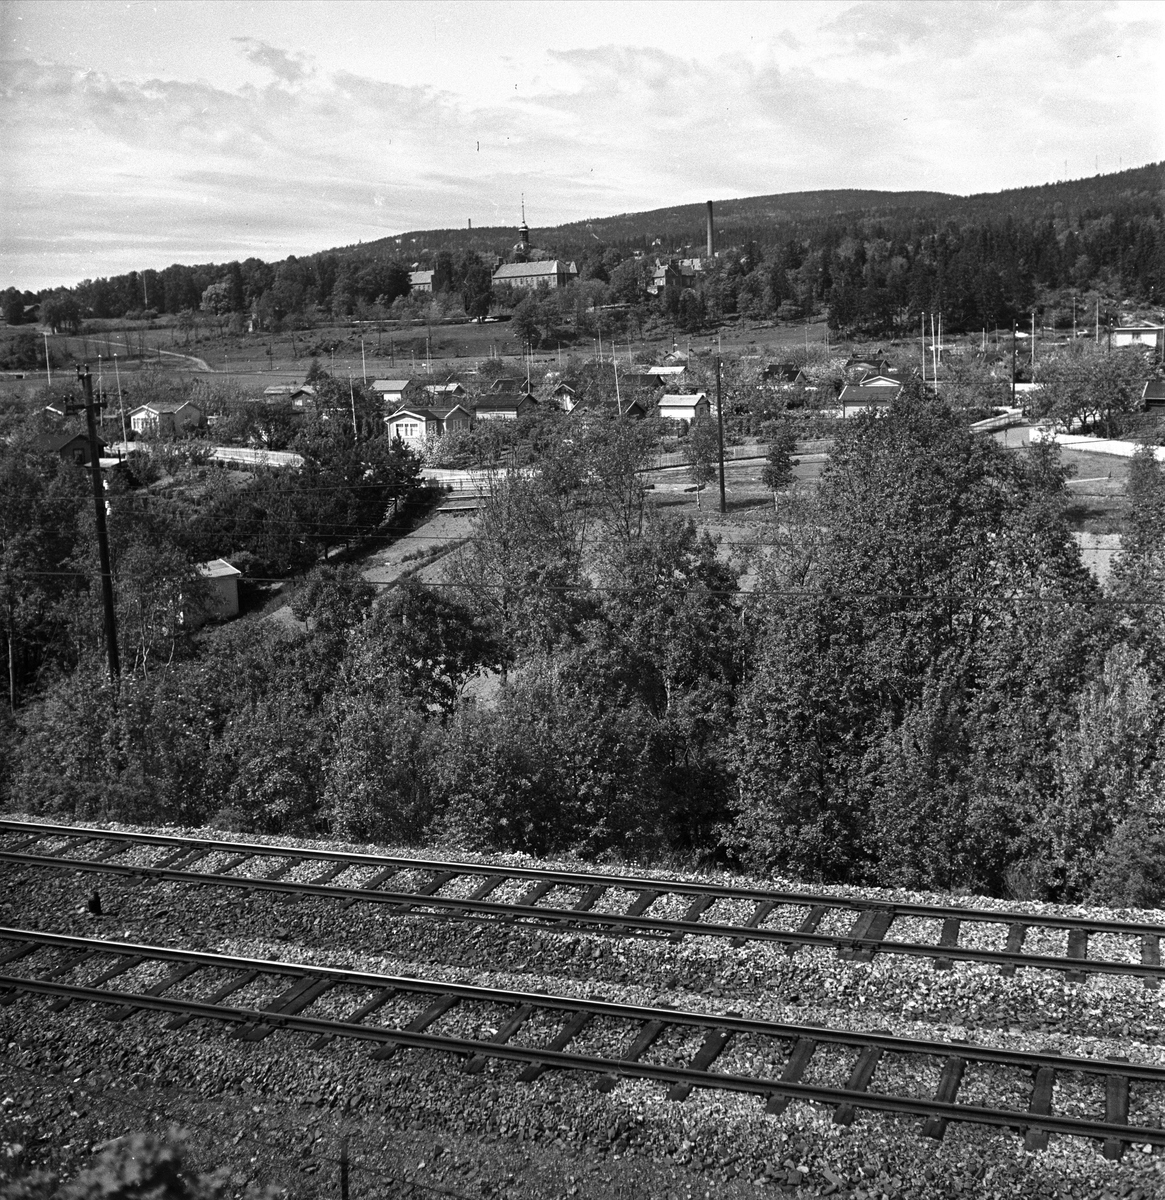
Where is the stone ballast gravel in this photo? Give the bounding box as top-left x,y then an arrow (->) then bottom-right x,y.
1,813 -> 1163,1199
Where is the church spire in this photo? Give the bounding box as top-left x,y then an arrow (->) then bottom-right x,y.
519,194 -> 530,248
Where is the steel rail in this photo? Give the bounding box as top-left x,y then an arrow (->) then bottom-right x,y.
4,820 -> 1164,985
0,928 -> 1162,1154
4,847 -> 1163,984
4,818 -> 1162,934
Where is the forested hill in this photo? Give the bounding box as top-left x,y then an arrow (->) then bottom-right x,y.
337,164 -> 1164,261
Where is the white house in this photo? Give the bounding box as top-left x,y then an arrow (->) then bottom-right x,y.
371,379 -> 422,408
409,270 -> 435,293
386,404 -> 471,443
659,392 -> 710,423
129,400 -> 203,437
1112,323 -> 1163,349
196,559 -> 242,622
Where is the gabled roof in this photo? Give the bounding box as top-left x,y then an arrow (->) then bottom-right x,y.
474,396 -> 537,413
839,384 -> 899,403
660,392 -> 708,405
409,270 -> 434,287
1116,322 -> 1164,332
386,406 -> 442,423
199,558 -> 242,579
424,382 -> 465,395
434,404 -> 471,421
371,378 -> 417,392
492,261 -> 564,280
36,431 -> 102,453
763,362 -> 799,381
130,400 -> 198,415
858,373 -> 905,388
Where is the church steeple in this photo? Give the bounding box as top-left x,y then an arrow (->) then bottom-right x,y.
518,195 -> 530,248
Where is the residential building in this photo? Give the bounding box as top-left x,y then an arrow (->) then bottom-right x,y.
1112,323 -> 1164,349
1142,380 -> 1165,410
196,559 -> 242,622
424,382 -> 467,402
838,383 -> 899,414
371,378 -> 423,408
35,431 -> 104,465
659,393 -> 710,424
492,261 -> 570,290
409,270 -> 435,293
128,400 -> 203,436
474,395 -> 538,421
386,404 -> 471,443
858,372 -> 906,388
763,362 -> 800,385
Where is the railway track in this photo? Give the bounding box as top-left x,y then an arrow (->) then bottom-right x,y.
1,926 -> 1162,1159
3,819 -> 1163,985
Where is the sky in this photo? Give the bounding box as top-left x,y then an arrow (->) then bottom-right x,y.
2,0 -> 1163,291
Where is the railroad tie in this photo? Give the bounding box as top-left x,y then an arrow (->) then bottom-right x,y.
216,854 -> 254,875
785,905 -> 828,956
668,1015 -> 739,1101
307,863 -> 350,887
3,835 -> 45,854
515,879 -> 557,911
932,918 -> 962,972
595,1008 -> 673,1093
339,865 -> 399,909
466,875 -> 505,902
91,842 -> 128,864
517,1011 -> 593,1082
1142,934 -> 1161,991
370,994 -> 461,1061
570,885 -> 607,914
839,908 -> 894,963
731,901 -> 778,948
463,1003 -> 536,1075
1103,1056 -> 1131,1161
921,1053 -> 967,1140
1023,1065 -> 1056,1151
1065,929 -> 1090,983
50,954 -> 143,1013
624,890 -> 661,918
104,962 -> 201,1021
235,975 -> 335,1041
167,969 -> 260,1030
1000,924 -> 1029,977
0,943 -> 43,1005
393,871 -> 458,915
310,987 -> 397,1049
833,1042 -> 884,1125
767,1036 -> 818,1115
670,895 -> 715,944
49,837 -> 94,859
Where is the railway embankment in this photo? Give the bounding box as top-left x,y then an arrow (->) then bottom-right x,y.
2,815 -> 1163,1200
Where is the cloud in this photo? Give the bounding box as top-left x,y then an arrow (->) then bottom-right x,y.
1,4 -> 1162,290
232,38 -> 314,85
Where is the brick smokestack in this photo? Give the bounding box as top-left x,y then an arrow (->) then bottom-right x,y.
706,200 -> 714,258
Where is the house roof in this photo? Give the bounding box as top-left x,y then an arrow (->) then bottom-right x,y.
36,431 -> 102,453
387,406 -> 442,423
435,404 -> 471,420
839,384 -> 899,402
409,270 -> 434,287
1115,322 -> 1164,332
199,558 -> 242,579
424,382 -> 465,395
474,396 -> 536,413
130,401 -> 197,415
660,392 -> 708,405
371,379 -> 416,392
1142,381 -> 1165,402
492,261 -> 564,280
858,373 -> 905,387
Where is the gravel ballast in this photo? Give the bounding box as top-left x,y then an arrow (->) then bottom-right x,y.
2,814 -> 1163,1200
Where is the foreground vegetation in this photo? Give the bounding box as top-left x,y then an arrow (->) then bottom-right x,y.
4,377 -> 1165,907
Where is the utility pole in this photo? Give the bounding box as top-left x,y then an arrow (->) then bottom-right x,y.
71,366 -> 120,683
1011,321 -> 1017,407
43,332 -> 52,384
715,355 -> 726,515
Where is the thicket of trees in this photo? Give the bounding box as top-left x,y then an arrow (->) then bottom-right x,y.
5,385 -> 1165,905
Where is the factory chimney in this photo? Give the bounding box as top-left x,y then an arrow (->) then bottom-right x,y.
468,218 -> 472,230
706,200 -> 714,258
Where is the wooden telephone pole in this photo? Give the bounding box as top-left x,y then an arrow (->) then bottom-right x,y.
70,366 -> 120,683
